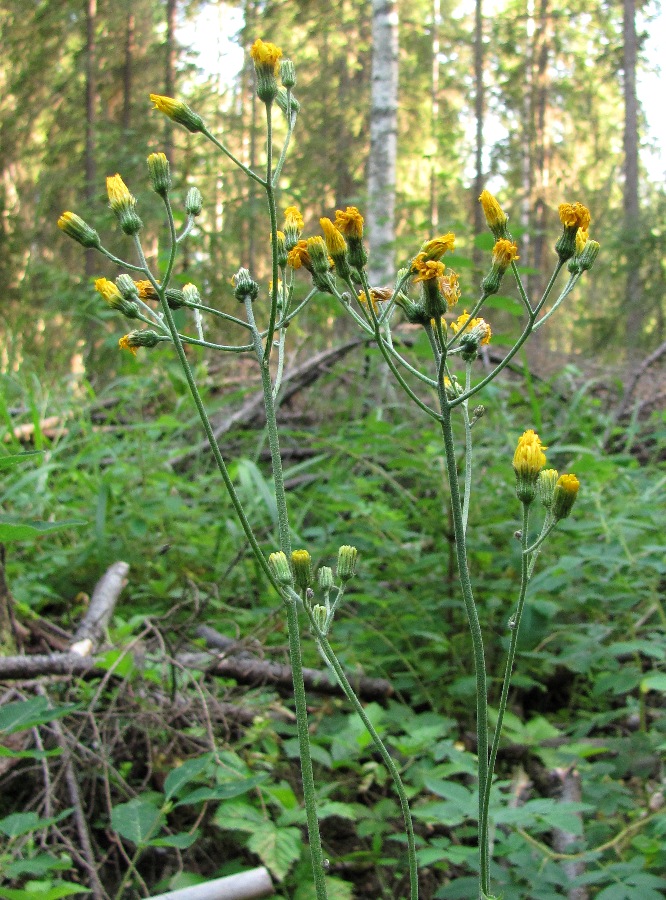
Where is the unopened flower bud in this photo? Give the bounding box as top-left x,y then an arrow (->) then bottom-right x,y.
166,288 -> 185,309
182,283 -> 200,305
119,329 -> 163,355
552,473 -> 580,520
311,604 -> 327,632
116,274 -> 139,301
536,468 -> 559,509
478,190 -> 510,240
106,174 -> 142,235
185,187 -> 203,217
337,545 -> 358,582
57,211 -> 101,249
482,239 -> 519,296
291,549 -> 313,590
233,267 -> 259,303
283,206 -> 304,250
275,231 -> 288,267
577,238 -> 600,272
280,59 -> 296,89
147,152 -> 171,196
268,551 -> 293,586
95,277 -> 139,318
318,566 -> 334,591
150,94 -> 204,133
276,89 -> 300,121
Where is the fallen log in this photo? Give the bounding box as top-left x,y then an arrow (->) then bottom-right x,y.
148,868 -> 273,900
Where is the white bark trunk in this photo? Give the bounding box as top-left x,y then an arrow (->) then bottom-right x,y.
367,0 -> 399,286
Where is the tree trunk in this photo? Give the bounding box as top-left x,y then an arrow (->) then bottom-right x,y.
84,0 -> 97,277
122,4 -> 135,133
472,0 -> 484,270
623,0 -> 641,349
430,0 -> 441,232
367,0 -> 399,287
165,0 -> 177,165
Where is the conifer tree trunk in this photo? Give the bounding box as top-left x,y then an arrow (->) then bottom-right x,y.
84,0 -> 97,277
623,0 -> 641,348
165,0 -> 177,165
472,0 -> 484,269
367,0 -> 399,287
430,0 -> 441,232
122,4 -> 135,133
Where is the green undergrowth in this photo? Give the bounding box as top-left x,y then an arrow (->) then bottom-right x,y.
0,351 -> 665,898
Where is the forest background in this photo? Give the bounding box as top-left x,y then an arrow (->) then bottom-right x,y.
0,0 -> 665,899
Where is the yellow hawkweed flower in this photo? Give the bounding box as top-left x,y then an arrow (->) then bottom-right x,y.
358,287 -> 392,314
287,239 -> 311,272
320,217 -> 347,257
439,271 -> 461,308
420,232 -> 456,261
479,190 -> 509,238
291,548 -> 312,590
450,310 -> 492,345
106,174 -> 133,212
57,211 -> 100,248
134,280 -> 159,300
513,429 -> 547,477
558,202 -> 591,232
149,94 -> 204,132
334,207 -> 364,240
492,238 -> 520,269
412,256 -> 446,282
552,473 -> 580,520
95,277 -> 122,306
250,39 -> 283,74
118,334 -> 137,356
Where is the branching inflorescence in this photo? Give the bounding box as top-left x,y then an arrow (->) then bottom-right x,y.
58,37 -> 598,900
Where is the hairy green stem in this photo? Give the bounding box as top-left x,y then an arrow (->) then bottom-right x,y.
462,362 -> 473,536
305,604 -> 419,900
480,503 -> 530,865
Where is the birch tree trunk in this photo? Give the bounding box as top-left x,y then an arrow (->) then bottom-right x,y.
367,0 -> 399,287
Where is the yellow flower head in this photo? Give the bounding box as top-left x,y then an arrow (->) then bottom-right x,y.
134,280 -> 159,300
420,232 -> 456,261
250,39 -> 283,74
320,217 -> 347,257
492,238 -> 520,269
575,229 -> 588,257
57,211 -> 100,248
479,190 -> 509,237
106,174 -> 135,213
358,287 -> 392,314
558,202 -> 591,232
439,271 -> 461,308
412,255 -> 446,282
95,277 -> 122,305
149,94 -> 204,132
552,473 -> 580,520
287,239 -> 311,272
513,430 -> 547,478
118,334 -> 137,356
334,206 -> 364,240
450,309 -> 492,344
284,206 -> 304,232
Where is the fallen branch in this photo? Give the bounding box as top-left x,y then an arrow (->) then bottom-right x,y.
148,868 -> 273,900
71,561 -> 129,655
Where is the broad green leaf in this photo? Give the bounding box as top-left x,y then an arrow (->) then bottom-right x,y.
641,673 -> 666,693
3,854 -> 72,879
110,798 -> 165,846
164,754 -> 212,800
0,809 -> 72,838
148,830 -> 199,849
212,800 -> 264,833
0,745 -> 62,760
246,821 -> 302,881
176,774 -> 268,807
295,876 -> 355,900
0,697 -> 77,735
0,517 -> 86,541
0,883 -> 89,900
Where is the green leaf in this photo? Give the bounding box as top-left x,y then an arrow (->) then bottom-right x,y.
246,821 -> 302,881
175,774 -> 268,807
0,884 -> 89,900
148,830 -> 200,849
0,697 -> 77,735
2,854 -> 72,879
164,755 -> 212,799
0,517 -> 86,541
0,744 -> 62,760
110,798 -> 165,846
295,876 -> 355,900
0,810 -> 72,838
641,673 -> 666,693
0,451 -> 43,470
